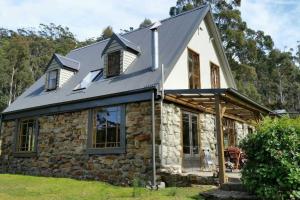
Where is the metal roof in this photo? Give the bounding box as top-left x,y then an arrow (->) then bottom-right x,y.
52,53 -> 80,71
101,33 -> 141,56
3,5 -> 236,115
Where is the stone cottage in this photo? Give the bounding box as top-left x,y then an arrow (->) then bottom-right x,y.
0,5 -> 272,186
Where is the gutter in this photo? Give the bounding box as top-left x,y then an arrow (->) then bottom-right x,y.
151,89 -> 157,188
2,87 -> 157,120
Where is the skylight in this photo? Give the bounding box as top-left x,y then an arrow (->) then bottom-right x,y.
74,69 -> 103,90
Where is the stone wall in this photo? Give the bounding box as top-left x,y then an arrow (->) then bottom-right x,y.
235,122 -> 253,146
0,102 -> 154,186
199,113 -> 217,171
159,103 -> 182,174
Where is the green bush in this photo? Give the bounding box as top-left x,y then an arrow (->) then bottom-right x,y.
240,117 -> 300,200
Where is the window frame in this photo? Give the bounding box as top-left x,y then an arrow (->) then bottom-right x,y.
13,118 -> 39,157
86,105 -> 126,155
210,62 -> 221,89
106,50 -> 121,78
47,69 -> 59,91
73,69 -> 103,91
187,48 -> 201,89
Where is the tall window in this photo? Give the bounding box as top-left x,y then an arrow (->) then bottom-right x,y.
93,106 -> 121,148
211,63 -> 220,88
188,49 -> 200,89
223,118 -> 236,148
107,51 -> 121,77
16,119 -> 37,152
48,70 -> 58,90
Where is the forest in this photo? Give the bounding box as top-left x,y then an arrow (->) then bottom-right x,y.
0,0 -> 299,112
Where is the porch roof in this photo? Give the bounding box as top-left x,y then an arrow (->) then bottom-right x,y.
163,88 -> 274,123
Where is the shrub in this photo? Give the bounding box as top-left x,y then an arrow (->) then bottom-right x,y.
240,117 -> 300,200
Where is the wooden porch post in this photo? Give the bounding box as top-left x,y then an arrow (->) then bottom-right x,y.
215,94 -> 227,185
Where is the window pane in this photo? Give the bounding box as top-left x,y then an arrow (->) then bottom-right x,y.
74,69 -> 103,90
182,113 -> 190,154
93,106 -> 121,149
107,51 -> 121,77
191,115 -> 199,154
211,64 -> 220,88
48,70 -> 57,90
17,119 -> 36,152
188,50 -> 200,89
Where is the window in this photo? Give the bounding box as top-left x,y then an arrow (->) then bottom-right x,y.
16,119 -> 37,153
107,51 -> 121,77
87,106 -> 125,154
74,69 -> 103,90
48,70 -> 58,90
211,63 -> 220,88
188,49 -> 200,89
222,118 -> 236,148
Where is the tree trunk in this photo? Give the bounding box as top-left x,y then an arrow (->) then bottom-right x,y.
8,66 -> 15,105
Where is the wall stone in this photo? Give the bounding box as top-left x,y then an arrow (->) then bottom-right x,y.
199,113 -> 217,171
0,102 -> 154,186
159,103 -> 182,174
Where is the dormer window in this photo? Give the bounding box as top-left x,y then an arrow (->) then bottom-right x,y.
47,70 -> 58,90
107,51 -> 121,77
45,54 -> 80,91
101,33 -> 140,79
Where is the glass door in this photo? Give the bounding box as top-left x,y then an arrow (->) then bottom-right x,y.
182,111 -> 200,171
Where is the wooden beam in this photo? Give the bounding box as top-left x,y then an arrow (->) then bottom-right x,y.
215,94 -> 227,185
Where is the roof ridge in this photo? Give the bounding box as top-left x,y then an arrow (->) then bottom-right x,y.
69,4 -> 209,54
160,4 -> 209,23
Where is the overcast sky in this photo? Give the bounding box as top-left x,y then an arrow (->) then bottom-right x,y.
0,0 -> 299,51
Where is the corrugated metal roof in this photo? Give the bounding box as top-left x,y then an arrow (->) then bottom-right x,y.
3,5 -> 214,114
101,33 -> 141,56
53,53 -> 80,71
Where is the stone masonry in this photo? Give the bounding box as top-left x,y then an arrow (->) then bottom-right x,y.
0,102 -> 154,186
159,103 -> 182,174
0,100 -> 253,186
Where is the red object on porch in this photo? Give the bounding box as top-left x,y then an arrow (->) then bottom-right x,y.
224,147 -> 242,169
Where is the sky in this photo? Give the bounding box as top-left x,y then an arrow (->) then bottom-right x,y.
0,0 -> 299,51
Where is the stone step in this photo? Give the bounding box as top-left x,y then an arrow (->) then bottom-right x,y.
220,182 -> 247,192
200,189 -> 259,200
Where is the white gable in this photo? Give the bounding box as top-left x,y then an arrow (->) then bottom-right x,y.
164,20 -> 229,89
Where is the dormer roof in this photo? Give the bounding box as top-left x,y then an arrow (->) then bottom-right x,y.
101,33 -> 141,56
46,53 -> 80,72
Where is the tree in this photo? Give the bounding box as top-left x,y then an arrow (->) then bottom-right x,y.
97,26 -> 113,41
139,18 -> 152,28
0,24 -> 78,111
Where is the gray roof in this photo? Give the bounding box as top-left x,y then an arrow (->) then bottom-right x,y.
52,53 -> 80,71
3,5 -> 233,114
101,33 -> 141,56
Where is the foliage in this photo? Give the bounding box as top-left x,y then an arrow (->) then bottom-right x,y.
139,18 -> 153,28
169,0 -> 300,112
240,117 -> 300,200
0,174 -> 212,200
0,24 -> 77,111
97,26 -> 113,41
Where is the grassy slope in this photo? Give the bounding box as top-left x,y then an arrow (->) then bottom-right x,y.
0,174 -> 213,200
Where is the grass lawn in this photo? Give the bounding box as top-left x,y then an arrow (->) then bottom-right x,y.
0,174 -> 214,200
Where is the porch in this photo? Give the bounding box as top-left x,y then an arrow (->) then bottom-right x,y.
162,88 -> 273,185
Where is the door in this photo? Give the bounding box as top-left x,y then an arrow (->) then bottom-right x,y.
182,111 -> 200,172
